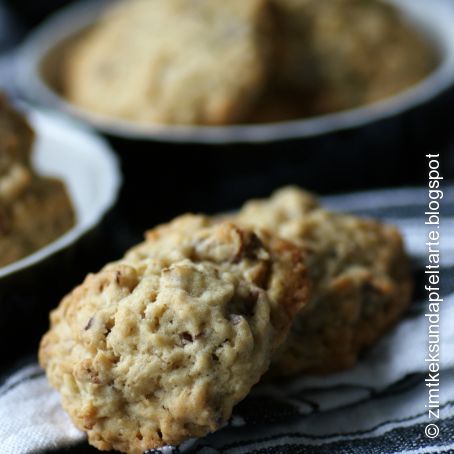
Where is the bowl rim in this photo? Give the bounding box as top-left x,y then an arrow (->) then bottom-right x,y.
0,108 -> 122,279
16,0 -> 454,144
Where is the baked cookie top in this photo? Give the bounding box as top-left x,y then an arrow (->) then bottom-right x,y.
236,186 -> 404,287
0,177 -> 75,267
235,187 -> 412,375
64,0 -> 275,125
270,0 -> 436,114
233,186 -> 317,233
0,94 -> 34,175
0,94 -> 35,203
129,215 -> 308,333
40,216 -> 309,453
0,94 -> 75,268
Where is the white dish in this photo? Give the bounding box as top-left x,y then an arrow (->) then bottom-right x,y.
16,0 -> 454,144
0,108 -> 121,279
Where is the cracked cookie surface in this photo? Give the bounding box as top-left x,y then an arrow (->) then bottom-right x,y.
0,95 -> 74,267
235,187 -> 413,375
262,0 -> 436,117
64,0 -> 275,125
39,216 -> 309,453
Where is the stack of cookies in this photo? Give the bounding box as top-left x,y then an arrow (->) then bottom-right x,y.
0,95 -> 75,267
40,187 -> 412,454
63,0 -> 436,125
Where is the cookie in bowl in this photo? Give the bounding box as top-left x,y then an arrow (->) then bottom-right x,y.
235,187 -> 413,375
64,0 -> 276,125
0,93 -> 34,171
58,0 -> 437,127
258,0 -> 438,118
39,215 -> 309,453
0,95 -> 75,268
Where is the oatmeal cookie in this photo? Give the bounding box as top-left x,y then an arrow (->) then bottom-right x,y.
39,216 -> 309,453
64,0 -> 275,125
268,0 -> 436,115
0,93 -> 34,177
0,94 -> 75,267
235,187 -> 413,375
0,178 -> 75,267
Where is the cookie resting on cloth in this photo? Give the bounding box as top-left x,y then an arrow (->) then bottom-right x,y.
39,216 -> 309,454
235,187 -> 413,375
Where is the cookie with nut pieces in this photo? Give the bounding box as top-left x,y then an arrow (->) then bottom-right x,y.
235,187 -> 413,375
39,215 -> 309,453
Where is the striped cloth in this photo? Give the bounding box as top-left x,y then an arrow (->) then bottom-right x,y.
1,186 -> 453,454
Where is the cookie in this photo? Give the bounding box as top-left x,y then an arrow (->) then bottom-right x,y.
235,187 -> 413,375
0,93 -> 34,177
64,0 -> 275,125
39,216 -> 309,453
268,0 -> 436,114
0,95 -> 75,268
0,178 -> 75,267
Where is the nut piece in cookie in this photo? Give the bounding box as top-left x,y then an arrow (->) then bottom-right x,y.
39,216 -> 309,453
236,187 -> 413,375
64,0 -> 276,125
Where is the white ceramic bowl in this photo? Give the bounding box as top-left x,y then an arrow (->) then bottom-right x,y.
16,0 -> 454,144
0,107 -> 121,279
